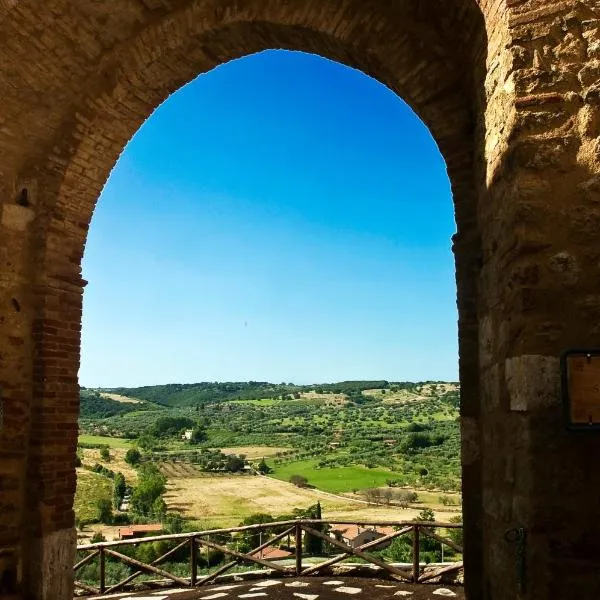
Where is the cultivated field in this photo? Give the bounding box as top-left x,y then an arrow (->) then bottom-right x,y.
220,446 -> 290,459
300,392 -> 348,404
79,434 -> 133,449
363,383 -> 459,404
159,461 -> 202,478
80,447 -> 139,484
99,392 -> 142,404
162,470 -> 458,528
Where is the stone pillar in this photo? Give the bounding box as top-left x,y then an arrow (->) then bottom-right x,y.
454,229 -> 484,600
477,4 -> 600,598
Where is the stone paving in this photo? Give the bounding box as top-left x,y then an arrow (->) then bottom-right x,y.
85,577 -> 464,600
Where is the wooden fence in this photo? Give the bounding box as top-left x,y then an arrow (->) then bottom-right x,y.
74,519 -> 463,596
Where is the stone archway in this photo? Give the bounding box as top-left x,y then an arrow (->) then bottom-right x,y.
0,1 -> 599,600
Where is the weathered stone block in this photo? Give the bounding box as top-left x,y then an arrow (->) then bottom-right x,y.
1,205 -> 34,232
505,355 -> 560,412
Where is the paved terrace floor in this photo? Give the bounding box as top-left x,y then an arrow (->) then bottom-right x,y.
84,576 -> 464,600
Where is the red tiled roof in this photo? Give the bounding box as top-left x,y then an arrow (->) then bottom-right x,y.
332,525 -> 395,541
332,524 -> 363,540
118,524 -> 163,538
129,524 -> 163,532
250,546 -> 293,560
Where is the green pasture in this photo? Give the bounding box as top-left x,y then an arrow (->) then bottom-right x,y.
269,459 -> 404,494
78,434 -> 132,448
74,470 -> 112,523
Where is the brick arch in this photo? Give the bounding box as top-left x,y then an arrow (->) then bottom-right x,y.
41,6 -> 485,266
12,3 -> 486,598
13,3 -> 600,600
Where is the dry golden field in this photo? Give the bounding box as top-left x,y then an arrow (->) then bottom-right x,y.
81,447 -> 139,484
161,467 -> 458,528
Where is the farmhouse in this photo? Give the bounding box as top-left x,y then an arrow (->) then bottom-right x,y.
330,525 -> 393,549
250,546 -> 293,561
117,524 -> 163,541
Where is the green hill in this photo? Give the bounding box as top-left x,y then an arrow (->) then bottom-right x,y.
101,380 -> 451,408
78,380 -> 461,491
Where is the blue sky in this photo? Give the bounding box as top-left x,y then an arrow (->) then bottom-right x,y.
80,50 -> 458,387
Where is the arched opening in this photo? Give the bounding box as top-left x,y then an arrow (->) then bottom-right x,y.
72,49 -> 465,594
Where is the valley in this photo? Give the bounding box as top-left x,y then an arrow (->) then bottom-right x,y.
75,380 -> 462,543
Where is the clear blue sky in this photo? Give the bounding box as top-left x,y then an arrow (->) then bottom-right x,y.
80,50 -> 458,387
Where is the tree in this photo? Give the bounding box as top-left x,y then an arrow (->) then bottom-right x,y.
257,458 -> 271,474
448,515 -> 463,548
386,535 -> 412,563
414,508 -> 441,563
96,498 -> 113,524
150,416 -> 196,438
417,507 -> 435,523
125,448 -> 141,466
303,502 -> 324,555
189,426 -> 206,445
131,464 -> 167,517
395,489 -> 418,508
137,433 -> 158,451
225,454 -> 245,472
164,513 -> 185,534
113,472 -> 126,509
100,446 -> 110,461
238,513 -> 275,551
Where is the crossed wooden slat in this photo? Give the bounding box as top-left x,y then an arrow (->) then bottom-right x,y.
300,525 -> 413,582
77,524 -> 297,595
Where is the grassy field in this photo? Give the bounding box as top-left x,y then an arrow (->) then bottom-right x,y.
220,446 -> 291,459
269,459 -> 405,493
79,434 -> 132,448
74,469 -> 112,523
99,392 -> 142,404
81,447 -> 139,483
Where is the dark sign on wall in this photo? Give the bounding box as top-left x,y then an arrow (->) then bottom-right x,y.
562,350 -> 600,430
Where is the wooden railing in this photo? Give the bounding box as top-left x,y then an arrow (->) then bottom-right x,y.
74,519 -> 463,596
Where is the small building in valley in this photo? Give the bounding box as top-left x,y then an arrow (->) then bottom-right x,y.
330,525 -> 393,549
118,524 -> 163,541
250,545 -> 293,561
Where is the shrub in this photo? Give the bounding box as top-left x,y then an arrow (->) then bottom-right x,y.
90,532 -> 106,544
289,475 -> 308,488
125,448 -> 141,466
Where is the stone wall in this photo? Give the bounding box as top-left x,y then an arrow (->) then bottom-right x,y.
478,2 -> 600,598
0,1 -> 598,599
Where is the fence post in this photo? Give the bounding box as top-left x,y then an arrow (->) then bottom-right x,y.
295,521 -> 303,575
412,525 -> 420,583
99,546 -> 106,594
190,536 -> 197,587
